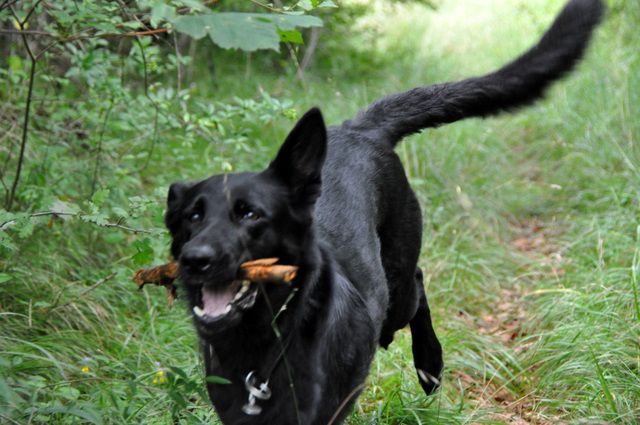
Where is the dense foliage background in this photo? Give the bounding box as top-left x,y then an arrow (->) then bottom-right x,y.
1,0 -> 638,423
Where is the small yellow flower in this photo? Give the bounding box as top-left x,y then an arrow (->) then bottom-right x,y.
81,366 -> 91,373
152,369 -> 167,385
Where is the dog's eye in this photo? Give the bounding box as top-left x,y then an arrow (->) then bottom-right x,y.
188,198 -> 205,223
234,202 -> 261,222
243,210 -> 259,220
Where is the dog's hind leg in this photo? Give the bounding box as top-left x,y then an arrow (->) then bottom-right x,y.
410,267 -> 443,395
377,188 -> 422,349
378,267 -> 419,349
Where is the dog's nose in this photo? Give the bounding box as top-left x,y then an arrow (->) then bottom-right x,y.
180,245 -> 215,274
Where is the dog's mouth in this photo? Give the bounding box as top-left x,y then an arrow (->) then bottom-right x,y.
192,280 -> 259,323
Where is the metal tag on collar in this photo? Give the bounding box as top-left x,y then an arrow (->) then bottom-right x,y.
242,395 -> 262,416
245,371 -> 272,400
242,371 -> 271,415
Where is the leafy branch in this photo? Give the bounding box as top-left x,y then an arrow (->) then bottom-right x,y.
0,211 -> 153,234
0,5 -> 327,52
0,27 -> 172,40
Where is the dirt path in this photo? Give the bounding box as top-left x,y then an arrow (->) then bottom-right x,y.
454,219 -> 567,425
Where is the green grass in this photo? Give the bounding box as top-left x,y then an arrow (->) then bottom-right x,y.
1,0 -> 639,423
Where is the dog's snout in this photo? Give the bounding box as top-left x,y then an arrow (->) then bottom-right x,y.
181,245 -> 215,274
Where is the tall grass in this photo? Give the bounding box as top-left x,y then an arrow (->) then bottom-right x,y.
346,1 -> 639,423
1,0 -> 638,424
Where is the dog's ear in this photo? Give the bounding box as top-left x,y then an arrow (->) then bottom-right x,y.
165,181 -> 195,258
165,181 -> 193,233
268,107 -> 327,206
168,181 -> 192,204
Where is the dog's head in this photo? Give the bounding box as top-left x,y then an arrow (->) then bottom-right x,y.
165,108 -> 327,338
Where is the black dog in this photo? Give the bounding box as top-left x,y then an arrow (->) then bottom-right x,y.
165,1 -> 603,423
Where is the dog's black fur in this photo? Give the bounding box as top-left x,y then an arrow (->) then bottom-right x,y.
165,1 -> 603,423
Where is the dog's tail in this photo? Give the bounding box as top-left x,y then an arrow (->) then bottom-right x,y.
350,0 -> 604,146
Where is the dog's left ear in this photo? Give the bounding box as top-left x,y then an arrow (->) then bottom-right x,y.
267,107 -> 327,206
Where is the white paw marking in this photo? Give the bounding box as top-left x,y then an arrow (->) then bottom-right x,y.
417,368 -> 441,386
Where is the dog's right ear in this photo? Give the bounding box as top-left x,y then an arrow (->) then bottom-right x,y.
167,182 -> 190,208
165,181 -> 192,232
267,107 -> 327,206
165,181 -> 194,258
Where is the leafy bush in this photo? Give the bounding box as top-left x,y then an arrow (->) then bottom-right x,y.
0,1 -> 328,423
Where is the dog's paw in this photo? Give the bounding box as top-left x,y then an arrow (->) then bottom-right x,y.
416,366 -> 443,395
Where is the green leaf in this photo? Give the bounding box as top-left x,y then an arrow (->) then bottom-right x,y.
30,406 -> 102,425
175,13 -> 278,51
172,12 -> 322,52
80,211 -> 109,226
172,15 -> 208,39
0,232 -> 17,252
151,4 -> 176,27
169,366 -> 188,380
283,108 -> 298,120
205,375 -> 231,385
0,273 -> 12,284
17,219 -> 34,239
91,189 -> 110,207
8,55 -> 22,73
104,232 -> 125,244
297,0 -> 313,11
132,238 -> 154,266
261,13 -> 322,31
56,386 -> 80,401
121,21 -> 142,29
319,0 -> 338,8
180,0 -> 206,11
278,29 -> 304,44
591,352 -> 620,416
112,207 -> 129,219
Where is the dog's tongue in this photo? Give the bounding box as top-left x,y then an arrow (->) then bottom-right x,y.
202,281 -> 240,316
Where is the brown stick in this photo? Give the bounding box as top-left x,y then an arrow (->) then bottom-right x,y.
133,262 -> 178,286
133,262 -> 178,306
238,258 -> 298,284
133,258 -> 298,306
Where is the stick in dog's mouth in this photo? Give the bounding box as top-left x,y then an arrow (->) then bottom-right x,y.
133,258 -> 298,309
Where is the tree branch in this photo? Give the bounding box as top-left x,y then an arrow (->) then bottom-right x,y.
101,222 -> 152,234
0,0 -> 19,13
135,38 -> 160,171
0,29 -> 51,36
0,27 -> 171,39
90,99 -> 114,197
5,6 -> 38,211
298,27 -> 321,78
22,0 -> 45,25
0,211 -> 153,234
49,272 -> 118,312
174,32 -> 182,92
